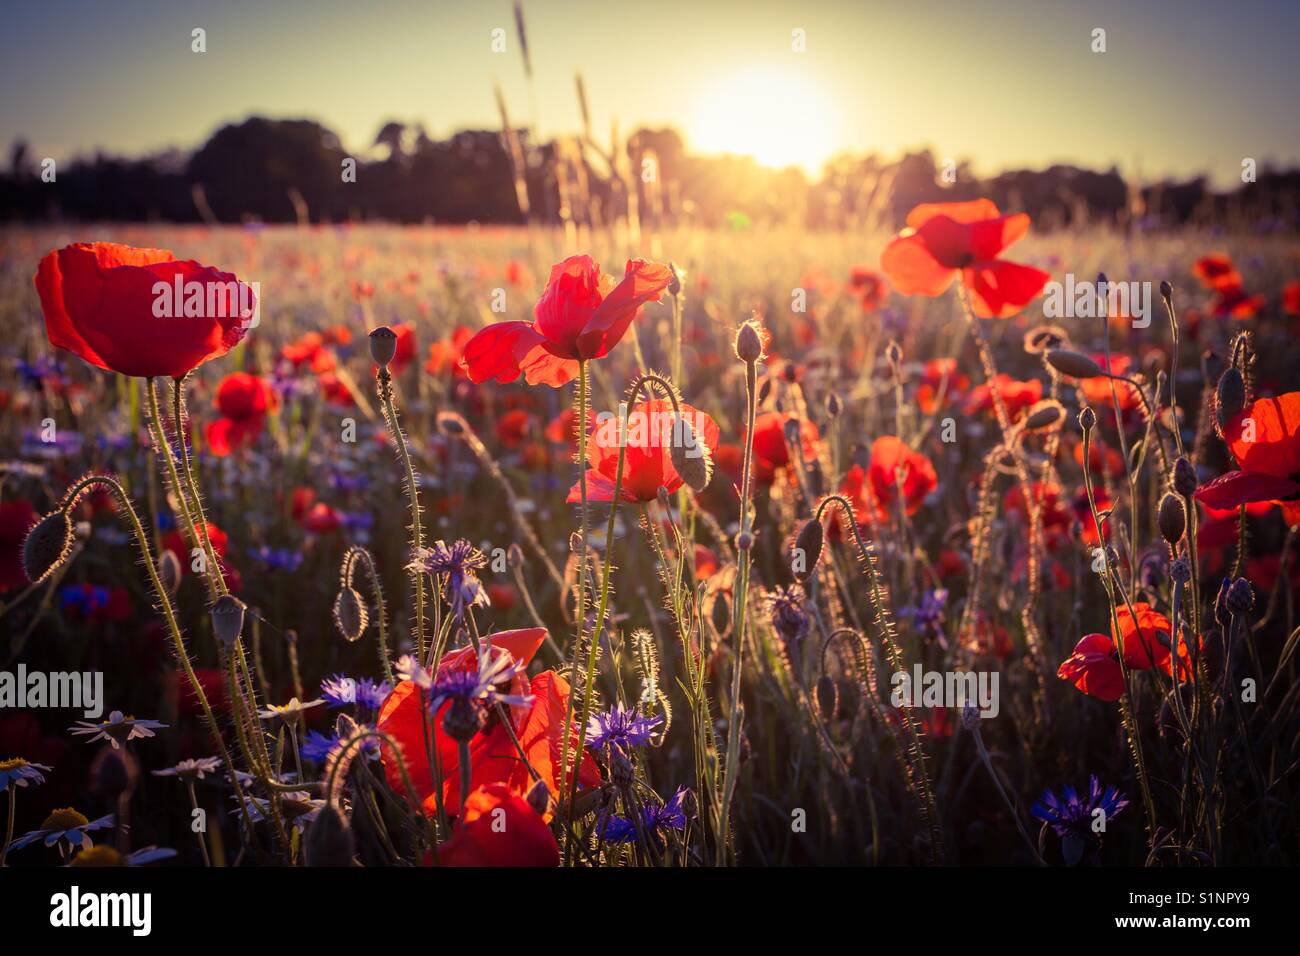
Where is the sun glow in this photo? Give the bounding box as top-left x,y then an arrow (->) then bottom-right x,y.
687,67 -> 841,176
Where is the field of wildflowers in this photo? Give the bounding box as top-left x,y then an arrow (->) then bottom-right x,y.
1,214 -> 1297,876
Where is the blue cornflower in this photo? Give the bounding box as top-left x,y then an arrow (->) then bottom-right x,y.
410,539 -> 490,618
427,642 -> 533,742
0,758 -> 53,790
300,729 -> 379,763
597,787 -> 693,845
320,674 -> 391,711
901,587 -> 949,649
1032,775 -> 1128,840
586,704 -> 664,752
763,585 -> 810,645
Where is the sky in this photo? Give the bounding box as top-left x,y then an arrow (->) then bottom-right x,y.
2,0 -> 1298,186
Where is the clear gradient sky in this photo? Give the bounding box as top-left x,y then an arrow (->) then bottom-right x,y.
2,0 -> 1297,185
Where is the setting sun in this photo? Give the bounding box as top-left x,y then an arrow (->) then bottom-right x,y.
687,67 -> 841,175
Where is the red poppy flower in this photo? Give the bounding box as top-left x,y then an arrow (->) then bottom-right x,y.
425,326 -> 473,377
495,409 -> 533,449
848,266 -> 889,314
163,522 -> 229,569
34,242 -> 254,378
1209,282 -> 1266,319
916,358 -> 969,414
1057,633 -> 1124,701
436,783 -> 558,867
1195,392 -> 1300,526
1112,602 -> 1174,672
839,437 -> 937,524
377,628 -> 600,817
461,255 -> 671,387
300,502 -> 341,534
1076,355 -> 1141,411
567,399 -> 720,504
964,374 -> 1043,418
1284,281 -> 1300,317
747,412 -> 819,486
206,373 -> 277,456
544,407 -> 593,448
1191,253 -> 1239,289
880,200 -> 1050,319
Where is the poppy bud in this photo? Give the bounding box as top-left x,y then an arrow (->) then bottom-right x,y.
22,510 -> 74,585
332,585 -> 368,643
734,321 -> 764,364
525,778 -> 551,818
668,262 -> 684,297
794,517 -> 824,581
1023,325 -> 1067,354
1160,280 -> 1173,302
757,377 -> 773,404
1022,400 -> 1065,433
1215,367 -> 1245,431
304,804 -> 355,867
886,340 -> 903,366
815,675 -> 838,721
735,530 -> 754,552
210,594 -> 247,648
669,414 -> 713,492
1078,406 -> 1097,430
825,391 -> 842,417
157,548 -> 182,596
368,326 -> 398,367
435,411 -> 465,436
1226,578 -> 1254,616
1172,456 -> 1197,498
1157,493 -> 1186,547
1046,349 -> 1104,379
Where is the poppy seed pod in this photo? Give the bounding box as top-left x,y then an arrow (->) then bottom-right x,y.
794,517 -> 824,582
1078,405 -> 1097,430
1172,456 -> 1198,498
304,804 -> 355,867
814,675 -> 839,722
435,411 -> 465,436
22,509 -> 74,585
1160,280 -> 1173,302
1157,493 -> 1186,547
886,340 -> 903,366
1215,367 -> 1245,431
1045,348 -> 1104,379
332,585 -> 368,643
734,321 -> 764,364
368,326 -> 398,367
1169,557 -> 1191,584
1022,400 -> 1065,433
210,594 -> 247,648
669,415 -> 713,492
157,548 -> 182,596
825,391 -> 842,418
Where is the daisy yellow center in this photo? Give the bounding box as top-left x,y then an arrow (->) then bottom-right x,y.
70,845 -> 123,867
42,807 -> 90,830
0,758 -> 28,770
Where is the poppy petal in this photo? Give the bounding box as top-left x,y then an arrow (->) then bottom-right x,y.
1195,470 -> 1300,510
963,260 -> 1051,319
1225,392 -> 1300,479
880,232 -> 958,297
575,259 -> 672,359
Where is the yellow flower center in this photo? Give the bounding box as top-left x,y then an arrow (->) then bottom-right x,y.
0,758 -> 28,771
70,845 -> 123,867
42,807 -> 90,831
